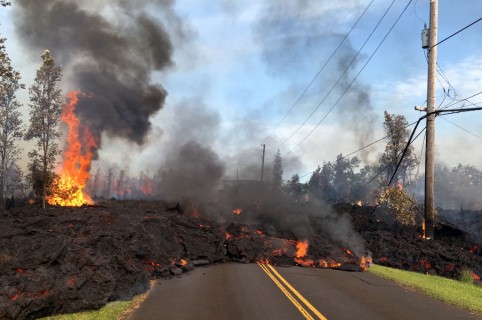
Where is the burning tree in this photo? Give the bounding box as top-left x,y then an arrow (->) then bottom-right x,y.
0,37 -> 25,208
25,50 -> 63,209
46,91 -> 97,207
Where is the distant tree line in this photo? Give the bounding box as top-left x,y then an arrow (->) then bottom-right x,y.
274,111 -> 419,206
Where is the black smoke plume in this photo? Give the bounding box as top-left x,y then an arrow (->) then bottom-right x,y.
14,0 -> 175,147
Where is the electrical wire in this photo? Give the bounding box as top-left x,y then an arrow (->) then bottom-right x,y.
335,125 -> 426,203
439,116 -> 482,141
298,119 -> 418,180
410,130 -> 425,200
431,16 -> 482,49
285,0 -> 414,155
413,0 -> 426,25
271,0 -> 376,133
273,0 -> 398,150
441,91 -> 482,109
423,50 -> 457,109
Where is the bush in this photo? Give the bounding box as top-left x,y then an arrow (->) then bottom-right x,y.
374,186 -> 418,226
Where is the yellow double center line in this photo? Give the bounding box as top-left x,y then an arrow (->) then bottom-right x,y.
257,262 -> 327,320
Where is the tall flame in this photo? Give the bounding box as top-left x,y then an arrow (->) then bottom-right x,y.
47,91 -> 97,206
295,240 -> 309,258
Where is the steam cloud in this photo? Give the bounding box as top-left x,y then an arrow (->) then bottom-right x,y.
14,0 -> 175,147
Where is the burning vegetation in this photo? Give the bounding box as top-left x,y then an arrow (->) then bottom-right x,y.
47,91 -> 97,207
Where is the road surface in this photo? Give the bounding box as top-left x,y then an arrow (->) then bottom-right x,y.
128,263 -> 480,320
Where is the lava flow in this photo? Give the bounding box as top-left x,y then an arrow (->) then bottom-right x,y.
47,91 -> 97,207
294,240 -> 315,267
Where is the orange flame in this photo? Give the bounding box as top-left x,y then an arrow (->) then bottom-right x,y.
343,248 -> 353,256
359,255 -> 373,271
318,259 -> 342,268
421,219 -> 426,239
295,240 -> 309,258
180,259 -> 188,266
47,91 -> 97,206
232,208 -> 242,215
294,257 -> 315,267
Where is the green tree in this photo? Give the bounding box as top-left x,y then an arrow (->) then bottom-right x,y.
307,166 -> 322,199
272,149 -> 283,189
379,111 -> 418,186
0,37 -> 25,208
25,50 -> 63,209
319,162 -> 336,201
333,154 -> 360,200
286,173 -> 304,201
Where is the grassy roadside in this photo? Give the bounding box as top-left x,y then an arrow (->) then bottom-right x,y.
369,264 -> 482,315
40,283 -> 151,320
38,265 -> 482,319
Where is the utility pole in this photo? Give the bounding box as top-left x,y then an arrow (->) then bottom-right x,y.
424,0 -> 438,239
260,144 -> 266,183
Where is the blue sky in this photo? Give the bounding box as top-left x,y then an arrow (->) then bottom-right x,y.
1,0 -> 482,180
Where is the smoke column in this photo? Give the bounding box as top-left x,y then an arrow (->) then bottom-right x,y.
14,0 -> 176,149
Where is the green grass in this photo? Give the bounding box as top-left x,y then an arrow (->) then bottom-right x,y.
40,301 -> 131,320
42,301 -> 130,320
40,289 -> 150,320
369,264 -> 482,315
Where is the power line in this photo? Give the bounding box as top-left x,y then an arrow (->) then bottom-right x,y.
441,91 -> 482,109
423,50 -> 457,108
410,130 -> 426,200
285,0 -> 414,155
335,126 -> 427,203
329,106 -> 482,203
413,0 -> 426,25
439,116 -> 482,141
271,0 -> 376,133
273,0 -> 398,150
431,16 -> 482,49
300,91 -> 482,182
298,119 -> 418,180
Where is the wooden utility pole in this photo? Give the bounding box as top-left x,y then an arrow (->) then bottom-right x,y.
260,144 -> 266,183
425,0 -> 438,239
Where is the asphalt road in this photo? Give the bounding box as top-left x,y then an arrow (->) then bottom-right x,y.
128,263 -> 480,320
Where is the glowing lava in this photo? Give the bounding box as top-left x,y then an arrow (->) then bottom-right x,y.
47,91 -> 97,207
294,240 -> 315,266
